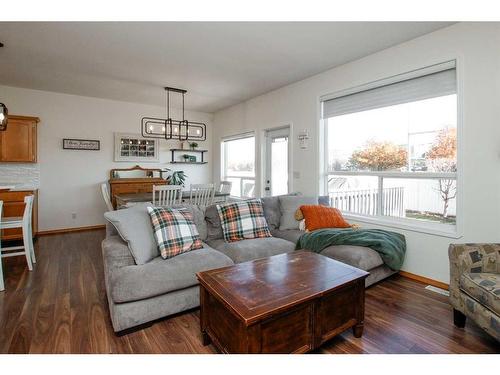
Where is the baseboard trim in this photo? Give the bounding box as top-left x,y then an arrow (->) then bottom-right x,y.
37,224 -> 106,236
399,270 -> 449,290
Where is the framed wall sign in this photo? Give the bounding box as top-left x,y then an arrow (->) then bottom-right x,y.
63,138 -> 100,151
114,132 -> 160,162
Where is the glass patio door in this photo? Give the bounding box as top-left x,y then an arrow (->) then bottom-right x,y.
264,127 -> 290,196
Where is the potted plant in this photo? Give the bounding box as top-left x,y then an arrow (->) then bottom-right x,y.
169,170 -> 187,186
161,168 -> 187,186
182,154 -> 190,162
189,142 -> 198,150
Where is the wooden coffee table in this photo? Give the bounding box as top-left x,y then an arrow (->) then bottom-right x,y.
196,251 -> 369,353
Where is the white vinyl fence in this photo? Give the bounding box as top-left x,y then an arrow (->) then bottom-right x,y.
329,187 -> 405,217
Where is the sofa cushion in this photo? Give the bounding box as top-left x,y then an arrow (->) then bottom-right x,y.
207,237 -> 295,263
318,195 -> 330,206
261,196 -> 281,230
271,228 -> 304,245
217,199 -> 271,242
147,206 -> 204,259
104,202 -> 158,265
279,196 -> 318,230
460,272 -> 499,314
320,245 -> 384,271
261,192 -> 303,230
109,245 -> 234,303
205,204 -> 223,240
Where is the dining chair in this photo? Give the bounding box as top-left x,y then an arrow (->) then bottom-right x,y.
219,181 -> 232,195
0,195 -> 36,274
214,181 -> 232,203
0,201 -> 4,291
189,184 -> 215,206
153,185 -> 183,206
101,182 -> 114,211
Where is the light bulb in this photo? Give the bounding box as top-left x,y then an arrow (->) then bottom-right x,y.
196,129 -> 201,135
162,126 -> 165,132
149,125 -> 153,131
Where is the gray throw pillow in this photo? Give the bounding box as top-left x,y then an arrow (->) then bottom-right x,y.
261,192 -> 302,230
205,204 -> 223,240
318,195 -> 330,206
104,202 -> 158,265
260,196 -> 280,230
278,196 -> 318,230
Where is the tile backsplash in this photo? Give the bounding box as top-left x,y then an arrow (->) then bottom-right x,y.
0,163 -> 40,188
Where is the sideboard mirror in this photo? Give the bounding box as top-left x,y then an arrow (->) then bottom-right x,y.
110,165 -> 163,180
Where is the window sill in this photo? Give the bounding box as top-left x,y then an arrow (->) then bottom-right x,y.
343,213 -> 462,239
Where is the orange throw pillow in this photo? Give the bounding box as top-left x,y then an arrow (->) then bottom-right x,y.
299,205 -> 351,231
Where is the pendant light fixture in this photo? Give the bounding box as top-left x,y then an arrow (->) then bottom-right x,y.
0,103 -> 8,131
141,87 -> 206,141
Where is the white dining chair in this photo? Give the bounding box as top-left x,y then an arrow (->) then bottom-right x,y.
153,185 -> 183,206
101,182 -> 114,211
0,195 -> 36,273
189,184 -> 215,206
219,181 -> 232,195
0,201 -> 4,291
214,181 -> 232,203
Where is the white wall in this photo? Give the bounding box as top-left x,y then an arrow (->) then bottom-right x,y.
0,85 -> 213,231
213,22 -> 500,283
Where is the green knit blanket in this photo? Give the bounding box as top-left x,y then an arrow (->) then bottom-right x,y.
295,228 -> 406,271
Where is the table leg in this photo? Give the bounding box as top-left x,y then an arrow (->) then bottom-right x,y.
353,323 -> 364,338
200,284 -> 211,346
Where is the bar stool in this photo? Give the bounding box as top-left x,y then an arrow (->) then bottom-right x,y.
0,195 -> 36,277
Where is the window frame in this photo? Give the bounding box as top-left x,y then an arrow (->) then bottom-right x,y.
220,132 -> 256,199
320,60 -> 463,238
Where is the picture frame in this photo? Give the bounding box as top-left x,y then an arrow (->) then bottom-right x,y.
63,138 -> 100,151
114,132 -> 160,162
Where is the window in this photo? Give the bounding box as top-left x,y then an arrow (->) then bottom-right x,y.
221,134 -> 256,198
322,61 -> 458,233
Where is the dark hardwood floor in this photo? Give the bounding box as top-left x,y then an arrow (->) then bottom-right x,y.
0,230 -> 498,354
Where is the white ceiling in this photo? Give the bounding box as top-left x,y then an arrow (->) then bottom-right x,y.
0,22 -> 453,113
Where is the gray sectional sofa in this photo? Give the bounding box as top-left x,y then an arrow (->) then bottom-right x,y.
102,195 -> 396,333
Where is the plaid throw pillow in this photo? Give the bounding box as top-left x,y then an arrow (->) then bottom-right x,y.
216,199 -> 272,242
147,206 -> 203,259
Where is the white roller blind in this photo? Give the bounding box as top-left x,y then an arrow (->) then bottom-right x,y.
322,64 -> 456,119
221,132 -> 254,143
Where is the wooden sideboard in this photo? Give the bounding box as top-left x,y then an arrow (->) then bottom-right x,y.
0,189 -> 38,241
0,115 -> 39,162
108,165 -> 167,209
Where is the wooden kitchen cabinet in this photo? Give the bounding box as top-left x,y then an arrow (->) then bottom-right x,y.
0,115 -> 39,162
0,190 -> 38,241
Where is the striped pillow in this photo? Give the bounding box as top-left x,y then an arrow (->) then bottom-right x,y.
216,199 -> 272,242
147,206 -> 203,259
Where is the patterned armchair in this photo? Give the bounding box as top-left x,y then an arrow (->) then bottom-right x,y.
448,243 -> 499,341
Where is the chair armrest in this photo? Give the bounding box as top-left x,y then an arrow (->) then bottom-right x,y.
448,243 -> 500,291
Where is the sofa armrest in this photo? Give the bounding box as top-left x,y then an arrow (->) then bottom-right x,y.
102,235 -> 136,270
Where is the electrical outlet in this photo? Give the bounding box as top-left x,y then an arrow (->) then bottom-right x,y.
71,213 -> 77,220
